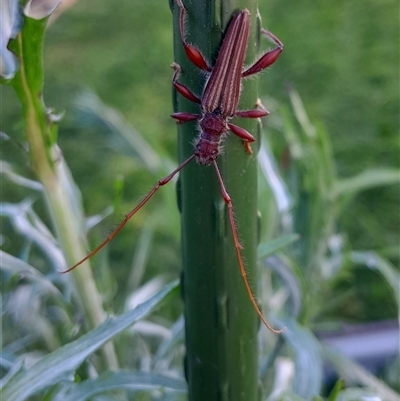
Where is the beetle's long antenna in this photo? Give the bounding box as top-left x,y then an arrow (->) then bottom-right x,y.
212,161 -> 285,333
61,154 -> 195,273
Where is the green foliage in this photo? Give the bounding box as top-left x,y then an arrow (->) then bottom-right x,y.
256,88 -> 399,399
258,234 -> 300,260
1,281 -> 180,401
259,0 -> 399,255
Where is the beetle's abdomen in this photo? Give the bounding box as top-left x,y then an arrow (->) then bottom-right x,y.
195,112 -> 228,165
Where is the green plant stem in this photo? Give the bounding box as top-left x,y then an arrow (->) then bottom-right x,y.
173,1 -> 261,399
43,171 -> 119,370
10,17 -> 118,371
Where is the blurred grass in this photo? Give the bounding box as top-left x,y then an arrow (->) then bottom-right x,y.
259,0 -> 399,256
2,0 -> 398,320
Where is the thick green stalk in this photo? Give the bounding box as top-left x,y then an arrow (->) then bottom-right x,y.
9,16 -> 118,371
173,1 -> 261,399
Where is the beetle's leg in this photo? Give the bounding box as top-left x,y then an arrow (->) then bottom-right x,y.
212,161 -> 285,334
228,123 -> 255,154
61,154 -> 196,273
242,30 -> 283,77
171,112 -> 201,124
232,100 -> 268,153
171,63 -> 201,104
228,123 -> 255,142
175,0 -> 212,72
236,108 -> 269,119
236,98 -> 270,119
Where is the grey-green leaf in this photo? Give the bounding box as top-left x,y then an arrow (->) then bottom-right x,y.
258,234 -> 300,260
323,347 -> 399,401
53,371 -> 187,401
0,160 -> 43,191
335,388 -> 384,401
74,91 -> 161,172
0,250 -> 61,296
282,318 -> 323,399
23,0 -> 61,19
264,256 -> 303,319
350,251 -> 400,312
273,392 -> 308,401
0,280 -> 179,401
0,0 -> 22,79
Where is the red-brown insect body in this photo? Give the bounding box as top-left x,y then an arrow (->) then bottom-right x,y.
196,113 -> 227,165
194,10 -> 251,166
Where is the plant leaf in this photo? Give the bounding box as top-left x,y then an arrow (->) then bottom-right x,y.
53,370 -> 187,401
327,380 -> 343,401
258,235 -> 300,260
323,347 -> 399,401
1,200 -> 66,270
0,0 -> 22,79
74,91 -> 161,172
333,169 -> 400,200
350,251 -> 400,319
0,160 -> 43,190
263,256 -> 303,319
153,315 -> 185,368
0,250 -> 61,296
282,318 -> 323,399
335,388 -> 386,401
23,0 -> 61,19
258,141 -> 292,213
0,280 -> 179,401
270,391 -> 307,401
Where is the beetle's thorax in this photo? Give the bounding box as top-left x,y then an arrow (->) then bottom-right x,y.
195,111 -> 229,166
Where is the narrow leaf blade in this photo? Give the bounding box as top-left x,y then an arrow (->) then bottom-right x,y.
54,371 -> 187,401
1,280 -> 179,401
257,234 -> 300,260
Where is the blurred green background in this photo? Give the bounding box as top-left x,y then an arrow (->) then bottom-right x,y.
2,0 -> 399,319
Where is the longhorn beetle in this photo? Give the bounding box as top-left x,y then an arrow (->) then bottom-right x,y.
63,0 -> 283,333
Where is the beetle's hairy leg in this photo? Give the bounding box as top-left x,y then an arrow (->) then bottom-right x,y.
61,154 -> 196,273
234,100 -> 270,154
171,112 -> 200,123
236,99 -> 270,119
212,161 -> 286,333
174,0 -> 211,72
171,62 -> 201,104
236,109 -> 269,119
228,123 -> 255,154
242,29 -> 283,77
